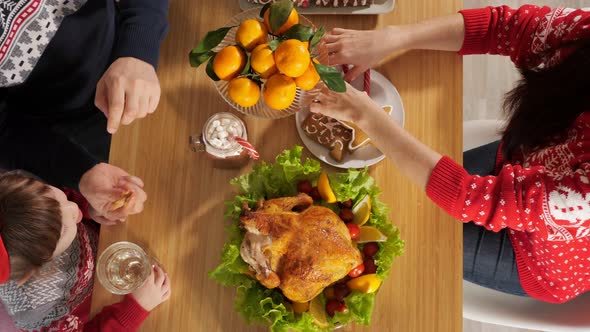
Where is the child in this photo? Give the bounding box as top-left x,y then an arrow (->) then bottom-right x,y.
0,167 -> 170,331
314,5 -> 590,303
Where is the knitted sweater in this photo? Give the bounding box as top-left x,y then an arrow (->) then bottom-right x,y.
427,5 -> 590,303
0,0 -> 169,189
0,189 -> 149,331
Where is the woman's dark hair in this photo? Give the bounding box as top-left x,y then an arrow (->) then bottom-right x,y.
0,171 -> 62,282
501,42 -> 590,160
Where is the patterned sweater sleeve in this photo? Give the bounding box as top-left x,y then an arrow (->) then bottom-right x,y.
426,157 -> 590,240
79,295 -> 150,332
38,295 -> 149,331
113,0 -> 170,69
459,5 -> 590,69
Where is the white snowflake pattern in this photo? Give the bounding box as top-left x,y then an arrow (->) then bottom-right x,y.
553,21 -> 569,38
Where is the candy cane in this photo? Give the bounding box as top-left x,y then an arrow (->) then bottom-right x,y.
233,136 -> 260,160
342,65 -> 370,96
364,70 -> 371,96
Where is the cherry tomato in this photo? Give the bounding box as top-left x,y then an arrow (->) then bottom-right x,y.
346,223 -> 360,239
325,299 -> 347,317
309,187 -> 322,201
339,208 -> 354,223
339,199 -> 353,209
363,256 -> 378,274
297,180 -> 313,194
333,283 -> 351,301
363,242 -> 380,258
348,263 -> 365,278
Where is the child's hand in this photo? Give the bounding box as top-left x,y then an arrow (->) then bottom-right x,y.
310,83 -> 384,127
323,27 -> 405,82
132,265 -> 171,312
79,163 -> 147,224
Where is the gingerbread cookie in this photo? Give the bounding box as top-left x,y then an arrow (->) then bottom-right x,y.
110,191 -> 132,211
341,105 -> 393,151
302,113 -> 352,161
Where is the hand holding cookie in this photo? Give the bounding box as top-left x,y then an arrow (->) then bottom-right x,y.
310,83 -> 383,126
80,163 -> 147,225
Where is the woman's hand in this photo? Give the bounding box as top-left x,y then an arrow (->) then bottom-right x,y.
309,83 -> 386,129
324,14 -> 465,82
132,265 -> 171,312
79,163 -> 147,225
323,27 -> 407,82
95,57 -> 161,134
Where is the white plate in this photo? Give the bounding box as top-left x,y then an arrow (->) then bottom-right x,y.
295,69 -> 404,168
239,0 -> 395,15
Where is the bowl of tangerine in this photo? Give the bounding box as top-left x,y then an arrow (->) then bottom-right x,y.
189,0 -> 345,119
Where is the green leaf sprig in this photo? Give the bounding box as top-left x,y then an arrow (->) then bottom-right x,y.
315,63 -> 346,93
262,0 -> 294,34
189,26 -> 234,68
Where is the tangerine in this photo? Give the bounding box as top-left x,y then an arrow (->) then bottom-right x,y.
213,46 -> 246,81
274,39 -> 310,78
294,59 -> 320,91
235,19 -> 268,51
228,77 -> 260,108
263,7 -> 299,35
251,44 -> 278,78
263,74 -> 297,110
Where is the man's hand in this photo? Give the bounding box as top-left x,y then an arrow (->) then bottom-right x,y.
95,57 -> 161,134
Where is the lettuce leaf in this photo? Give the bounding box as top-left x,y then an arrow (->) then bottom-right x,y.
210,146 -> 404,331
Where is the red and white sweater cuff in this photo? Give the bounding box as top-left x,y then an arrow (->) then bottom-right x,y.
116,295 -> 150,330
458,7 -> 492,55
426,156 -> 468,219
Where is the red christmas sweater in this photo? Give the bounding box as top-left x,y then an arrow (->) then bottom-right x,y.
0,189 -> 149,331
426,5 -> 590,303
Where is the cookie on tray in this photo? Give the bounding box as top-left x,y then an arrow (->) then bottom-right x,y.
302,113 -> 353,161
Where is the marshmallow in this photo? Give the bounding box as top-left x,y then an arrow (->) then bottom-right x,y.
210,138 -> 223,148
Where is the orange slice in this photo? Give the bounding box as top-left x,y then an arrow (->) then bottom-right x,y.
309,296 -> 329,328
346,274 -> 382,293
357,226 -> 387,243
317,171 -> 337,203
352,195 -> 371,225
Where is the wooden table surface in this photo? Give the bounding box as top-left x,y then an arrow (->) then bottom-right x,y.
91,0 -> 463,331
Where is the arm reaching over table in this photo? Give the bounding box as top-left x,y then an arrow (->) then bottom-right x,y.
323,13 -> 464,81
325,5 -> 590,81
310,84 -> 442,190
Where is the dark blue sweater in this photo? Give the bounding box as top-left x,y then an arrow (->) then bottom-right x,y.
0,0 -> 169,188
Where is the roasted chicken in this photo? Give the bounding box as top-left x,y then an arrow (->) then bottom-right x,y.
240,193 -> 362,303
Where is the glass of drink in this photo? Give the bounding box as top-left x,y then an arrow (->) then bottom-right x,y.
96,241 -> 152,295
189,112 -> 250,169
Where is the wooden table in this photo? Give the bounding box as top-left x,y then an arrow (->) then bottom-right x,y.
91,0 -> 463,331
